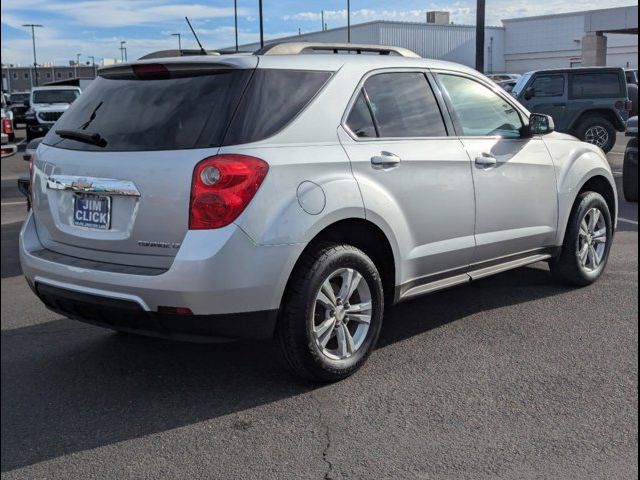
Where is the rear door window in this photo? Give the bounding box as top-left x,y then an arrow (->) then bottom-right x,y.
570,72 -> 624,98
531,74 -> 565,97
361,72 -> 447,138
345,92 -> 377,138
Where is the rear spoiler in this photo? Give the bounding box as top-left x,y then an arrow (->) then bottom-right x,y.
98,62 -> 241,80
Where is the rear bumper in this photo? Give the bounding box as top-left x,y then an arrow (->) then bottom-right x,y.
20,212 -> 305,340
35,283 -> 278,341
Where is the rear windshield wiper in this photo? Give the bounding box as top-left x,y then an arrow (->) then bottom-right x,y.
55,129 -> 107,147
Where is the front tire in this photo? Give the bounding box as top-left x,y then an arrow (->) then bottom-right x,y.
550,192 -> 613,286
575,116 -> 617,153
276,243 -> 384,382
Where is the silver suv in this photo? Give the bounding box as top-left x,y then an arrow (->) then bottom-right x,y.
20,43 -> 617,381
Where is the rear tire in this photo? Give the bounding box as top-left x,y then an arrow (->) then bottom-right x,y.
276,243 -> 384,382
575,116 -> 617,153
550,192 -> 613,286
623,138 -> 638,202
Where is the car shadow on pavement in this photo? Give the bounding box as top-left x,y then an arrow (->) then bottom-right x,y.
1,263 -> 574,472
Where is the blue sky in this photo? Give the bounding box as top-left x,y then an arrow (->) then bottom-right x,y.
1,0 -> 634,66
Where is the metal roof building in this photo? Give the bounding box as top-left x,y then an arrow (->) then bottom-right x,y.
231,20 -> 506,74
230,6 -> 637,75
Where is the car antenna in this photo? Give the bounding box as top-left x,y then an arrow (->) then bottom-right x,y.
185,16 -> 207,55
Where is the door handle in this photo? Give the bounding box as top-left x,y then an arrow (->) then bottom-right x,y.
370,151 -> 401,169
475,154 -> 497,168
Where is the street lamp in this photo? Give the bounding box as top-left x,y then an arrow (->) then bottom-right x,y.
347,1 -> 351,43
87,55 -> 96,77
234,0 -> 239,52
171,33 -> 182,52
22,24 -> 43,87
119,41 -> 127,62
258,0 -> 264,48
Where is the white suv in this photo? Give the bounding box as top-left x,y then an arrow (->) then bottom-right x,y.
20,43 -> 617,381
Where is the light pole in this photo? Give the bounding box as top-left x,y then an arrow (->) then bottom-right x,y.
87,55 -> 96,77
119,41 -> 128,62
234,0 -> 239,51
475,0 -> 486,73
171,33 -> 182,52
346,1 -> 351,43
22,24 -> 43,87
258,0 -> 264,48
75,53 -> 81,78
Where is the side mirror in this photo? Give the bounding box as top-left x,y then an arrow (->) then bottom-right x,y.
527,113 -> 555,136
524,86 -> 535,101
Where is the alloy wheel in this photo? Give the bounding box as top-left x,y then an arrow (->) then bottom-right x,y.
312,268 -> 372,360
577,207 -> 607,272
584,126 -> 610,148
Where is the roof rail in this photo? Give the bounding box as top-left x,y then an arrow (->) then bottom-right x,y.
255,42 -> 420,58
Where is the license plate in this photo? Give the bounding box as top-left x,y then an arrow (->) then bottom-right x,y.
73,193 -> 111,230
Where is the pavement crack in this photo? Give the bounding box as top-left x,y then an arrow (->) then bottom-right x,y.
311,391 -> 337,480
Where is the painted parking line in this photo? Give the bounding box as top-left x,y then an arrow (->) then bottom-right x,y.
619,217 -> 639,225
1,201 -> 26,206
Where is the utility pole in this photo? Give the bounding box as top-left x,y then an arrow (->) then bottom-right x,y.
258,0 -> 264,48
75,53 -> 81,78
321,10 -> 325,31
171,33 -> 182,51
234,0 -> 239,51
88,55 -> 96,77
22,24 -> 43,87
347,0 -> 351,43
120,41 -> 127,62
475,0 -> 486,73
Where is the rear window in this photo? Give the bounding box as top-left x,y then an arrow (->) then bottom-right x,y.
570,72 -> 624,99
10,93 -> 30,103
33,89 -> 80,104
44,68 -> 331,151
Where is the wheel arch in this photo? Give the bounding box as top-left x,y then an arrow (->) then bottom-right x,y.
281,218 -> 398,308
570,108 -> 626,133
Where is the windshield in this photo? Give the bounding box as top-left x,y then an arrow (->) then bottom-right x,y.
511,72 -> 532,98
32,90 -> 80,104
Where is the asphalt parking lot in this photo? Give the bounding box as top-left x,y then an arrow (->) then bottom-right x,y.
1,130 -> 637,479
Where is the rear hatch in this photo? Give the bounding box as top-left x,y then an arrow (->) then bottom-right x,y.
33,58 -> 257,268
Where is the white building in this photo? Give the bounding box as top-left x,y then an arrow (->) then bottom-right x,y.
231,6 -> 637,75
503,8 -> 638,73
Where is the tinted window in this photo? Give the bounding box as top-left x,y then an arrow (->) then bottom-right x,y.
44,71 -> 252,151
570,72 -> 623,98
223,69 -> 331,145
345,92 -> 377,138
439,74 -> 523,138
32,89 -> 80,104
10,93 -> 29,103
531,74 -> 564,96
363,72 -> 447,137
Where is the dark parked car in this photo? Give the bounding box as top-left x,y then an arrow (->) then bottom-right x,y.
623,116 -> 638,202
625,68 -> 638,86
512,67 -> 631,153
8,92 -> 30,126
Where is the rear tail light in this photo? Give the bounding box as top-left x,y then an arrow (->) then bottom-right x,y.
2,118 -> 13,135
157,306 -> 193,315
189,154 -> 268,229
625,99 -> 633,112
